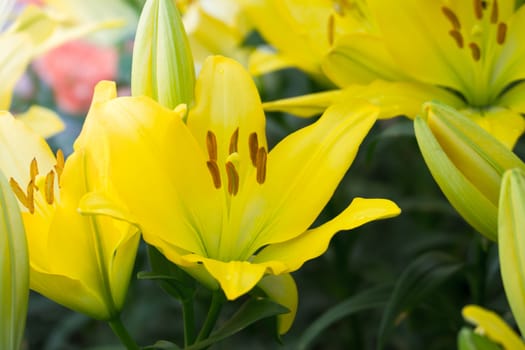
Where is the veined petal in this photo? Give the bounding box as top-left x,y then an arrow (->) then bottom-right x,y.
462,107 -> 525,149
187,56 -> 267,183
322,34 -> 408,86
462,305 -> 525,350
234,102 -> 379,257
368,0 -> 470,92
257,274 -> 297,334
15,105 -> 65,139
77,81 -> 222,257
253,198 -> 400,271
497,82 -> 525,114
0,112 -> 56,192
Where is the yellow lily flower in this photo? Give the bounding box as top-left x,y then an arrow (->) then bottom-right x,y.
77,56 -> 400,333
0,112 -> 140,321
462,305 -> 525,350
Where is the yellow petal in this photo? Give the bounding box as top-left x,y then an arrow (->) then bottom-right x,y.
15,105 -> 65,139
498,82 -> 525,114
257,274 -> 298,334
462,305 -> 525,350
248,48 -> 294,76
253,198 -> 400,271
234,102 -> 379,256
0,34 -> 32,110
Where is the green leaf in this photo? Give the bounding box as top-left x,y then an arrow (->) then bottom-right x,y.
186,297 -> 289,350
296,284 -> 391,350
457,327 -> 502,350
377,251 -> 464,349
143,340 -> 182,350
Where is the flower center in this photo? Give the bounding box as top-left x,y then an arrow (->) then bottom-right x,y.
9,149 -> 64,214
205,129 -> 267,196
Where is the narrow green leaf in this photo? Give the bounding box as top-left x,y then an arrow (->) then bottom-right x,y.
377,251 -> 463,349
297,284 -> 391,350
143,340 -> 182,350
186,297 -> 289,350
458,328 -> 502,350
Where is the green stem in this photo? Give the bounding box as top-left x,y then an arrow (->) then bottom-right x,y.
473,236 -> 490,306
182,298 -> 196,346
195,292 -> 224,343
109,317 -> 140,350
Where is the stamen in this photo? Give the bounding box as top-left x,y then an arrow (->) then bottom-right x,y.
328,14 -> 335,46
473,0 -> 483,19
248,132 -> 259,166
256,147 -> 267,184
55,149 -> 64,184
449,30 -> 464,48
229,128 -> 239,154
44,170 -> 55,205
441,7 -> 460,29
30,158 -> 38,181
206,160 -> 221,189
469,42 -> 481,61
9,178 -> 29,210
26,181 -> 35,214
491,0 -> 498,23
225,161 -> 239,196
206,131 -> 218,161
497,22 -> 507,44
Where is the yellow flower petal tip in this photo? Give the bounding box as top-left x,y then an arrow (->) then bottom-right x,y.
92,81 -> 118,105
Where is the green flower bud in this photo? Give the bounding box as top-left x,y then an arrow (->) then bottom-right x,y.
131,0 -> 195,110
0,170 -> 29,350
414,102 -> 525,240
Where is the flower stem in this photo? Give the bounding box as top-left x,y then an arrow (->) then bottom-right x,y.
109,317 -> 140,350
195,292 -> 224,342
182,298 -> 196,346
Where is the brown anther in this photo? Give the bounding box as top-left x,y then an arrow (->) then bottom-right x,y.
441,7 -> 460,29
497,22 -> 507,44
55,149 -> 64,184
44,170 -> 55,205
328,14 -> 335,46
449,29 -> 464,48
248,132 -> 259,166
26,181 -> 35,214
206,131 -> 218,161
469,42 -> 481,61
30,158 -> 39,182
9,178 -> 29,210
229,128 -> 239,154
255,147 -> 267,184
225,161 -> 239,196
491,0 -> 498,23
473,0 -> 483,19
206,160 -> 221,189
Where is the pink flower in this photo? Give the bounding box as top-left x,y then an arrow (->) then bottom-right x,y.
33,40 -> 118,115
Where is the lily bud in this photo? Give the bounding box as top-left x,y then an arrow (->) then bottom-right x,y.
498,168 -> 525,337
0,170 -> 29,350
414,102 -> 525,240
131,0 -> 195,110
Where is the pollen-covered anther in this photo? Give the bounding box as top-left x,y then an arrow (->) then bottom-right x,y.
327,14 -> 335,46
30,158 -> 39,182
497,22 -> 507,45
248,132 -> 259,166
473,0 -> 483,19
229,128 -> 239,154
206,160 -> 221,189
9,178 -> 31,213
44,170 -> 55,205
449,29 -> 464,48
225,161 -> 239,195
491,0 -> 498,23
26,181 -> 35,214
255,147 -> 267,184
54,149 -> 64,185
206,131 -> 218,161
469,42 -> 481,61
442,7 -> 461,30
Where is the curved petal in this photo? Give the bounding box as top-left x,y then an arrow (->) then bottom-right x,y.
234,102 -> 379,257
253,198 -> 400,271
322,34 -> 408,86
462,305 -> 525,350
257,273 -> 297,334
15,106 -> 65,139
77,81 -> 223,257
461,107 -> 525,150
497,81 -> 525,113
248,48 -> 294,76
0,34 -> 32,110
368,0 -> 470,92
